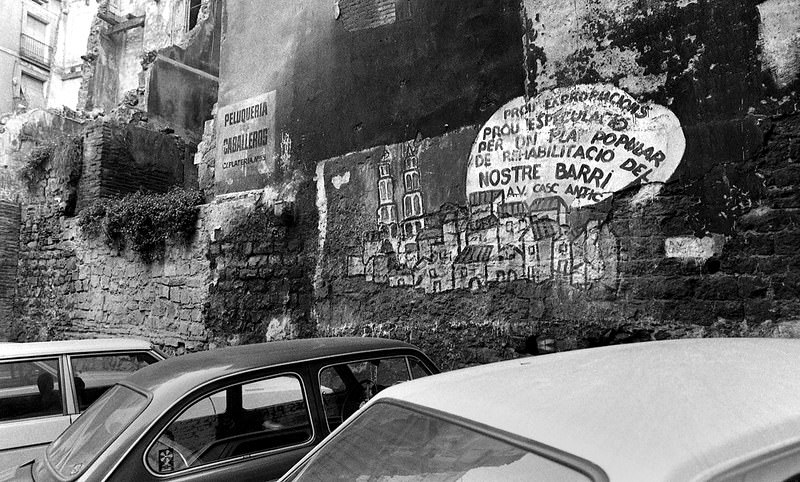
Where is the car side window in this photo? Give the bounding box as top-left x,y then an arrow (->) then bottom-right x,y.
70,352 -> 158,411
146,374 -> 312,475
0,358 -> 63,422
318,356 -> 430,431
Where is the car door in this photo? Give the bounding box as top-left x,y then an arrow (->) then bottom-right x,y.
0,356 -> 72,469
110,364 -> 320,482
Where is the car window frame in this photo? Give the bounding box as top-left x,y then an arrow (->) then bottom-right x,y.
0,355 -> 69,422
64,350 -> 161,414
141,370 -> 316,479
283,397 -> 609,482
316,354 -> 434,432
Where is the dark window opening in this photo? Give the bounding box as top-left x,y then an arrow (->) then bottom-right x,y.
187,0 -> 202,30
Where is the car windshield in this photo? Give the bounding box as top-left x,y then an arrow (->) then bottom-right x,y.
42,384 -> 149,480
284,401 -> 592,481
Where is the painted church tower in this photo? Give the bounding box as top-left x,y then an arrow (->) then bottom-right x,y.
400,141 -> 425,239
376,148 -> 399,239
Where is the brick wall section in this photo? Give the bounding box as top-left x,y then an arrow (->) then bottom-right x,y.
338,0 -> 396,32
0,201 -> 20,335
76,121 -> 197,212
99,125 -> 189,196
9,115 -> 207,350
76,123 -> 111,212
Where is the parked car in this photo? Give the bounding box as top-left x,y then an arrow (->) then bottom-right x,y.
281,338 -> 800,482
0,338 -> 165,470
5,337 -> 437,481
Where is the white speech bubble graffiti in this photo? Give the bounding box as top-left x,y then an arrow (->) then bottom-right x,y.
466,84 -> 685,211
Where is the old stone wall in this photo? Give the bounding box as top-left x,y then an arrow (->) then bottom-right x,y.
200,174 -> 318,346
11,198 -> 209,352
0,108 -> 207,351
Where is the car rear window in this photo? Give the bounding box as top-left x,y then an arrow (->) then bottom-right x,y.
284,401 -> 593,481
41,385 -> 148,480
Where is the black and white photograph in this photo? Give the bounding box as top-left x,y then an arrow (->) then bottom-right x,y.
0,0 -> 799,480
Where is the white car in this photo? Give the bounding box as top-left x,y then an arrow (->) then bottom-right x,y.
0,338 -> 164,469
281,338 -> 800,482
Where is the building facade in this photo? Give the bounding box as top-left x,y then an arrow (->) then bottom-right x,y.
0,0 -> 97,115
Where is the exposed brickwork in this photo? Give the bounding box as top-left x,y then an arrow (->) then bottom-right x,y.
338,0 -> 397,32
0,201 -> 20,336
75,123 -> 111,211
76,121 -> 196,212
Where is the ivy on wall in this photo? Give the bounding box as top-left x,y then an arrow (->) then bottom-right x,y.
17,134 -> 84,215
18,142 -> 56,189
78,188 -> 205,262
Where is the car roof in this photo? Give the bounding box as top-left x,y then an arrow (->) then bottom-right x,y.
372,338 -> 800,482
0,338 -> 156,360
125,337 -> 423,400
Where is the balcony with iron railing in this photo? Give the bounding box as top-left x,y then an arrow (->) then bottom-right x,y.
19,34 -> 52,68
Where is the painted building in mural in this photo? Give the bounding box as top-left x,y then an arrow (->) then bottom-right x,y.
337,84 -> 684,295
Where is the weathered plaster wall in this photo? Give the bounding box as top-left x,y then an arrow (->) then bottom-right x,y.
80,0 -> 219,124
217,0 -> 524,194
57,0 -> 98,69
146,56 -> 218,143
0,109 -> 83,202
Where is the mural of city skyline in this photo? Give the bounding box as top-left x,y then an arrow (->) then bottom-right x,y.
342,139 -> 619,294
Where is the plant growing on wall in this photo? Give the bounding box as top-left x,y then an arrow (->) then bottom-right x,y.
17,134 -> 84,212
78,188 -> 205,262
18,141 -> 56,189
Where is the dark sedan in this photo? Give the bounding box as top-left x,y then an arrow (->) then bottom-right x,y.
5,337 -> 437,481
